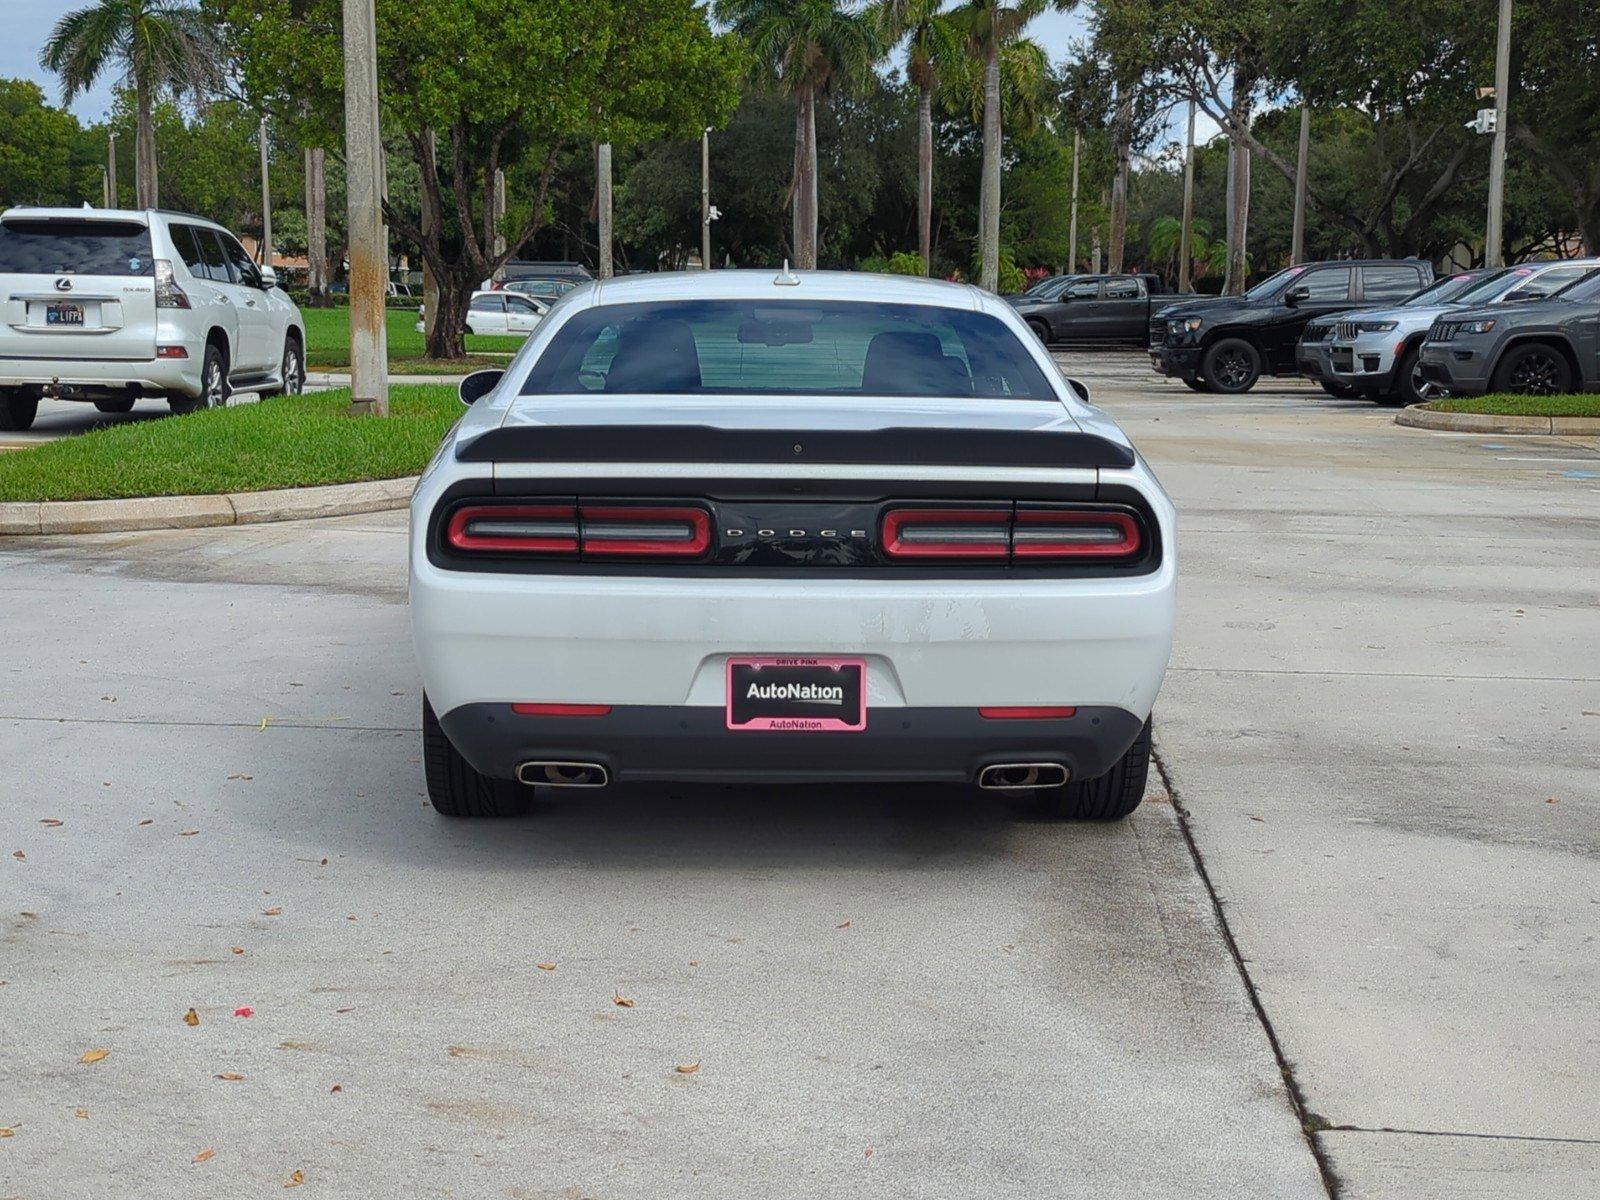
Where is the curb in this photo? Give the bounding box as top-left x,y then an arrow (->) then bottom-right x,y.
0,476 -> 417,537
1397,406 -> 1600,435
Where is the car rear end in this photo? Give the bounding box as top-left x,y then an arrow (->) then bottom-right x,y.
409,277 -> 1176,809
0,209 -> 201,414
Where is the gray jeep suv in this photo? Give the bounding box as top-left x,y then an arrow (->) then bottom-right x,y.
1418,268 -> 1600,396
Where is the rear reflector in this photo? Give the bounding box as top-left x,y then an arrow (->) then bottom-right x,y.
1011,508 -> 1140,559
579,505 -> 711,558
881,508 -> 1010,559
155,345 -> 188,359
446,504 -> 579,554
511,703 -> 612,717
979,706 -> 1079,719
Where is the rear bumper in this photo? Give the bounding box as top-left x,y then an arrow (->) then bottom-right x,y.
1417,342 -> 1491,395
1149,345 -> 1201,378
0,353 -> 201,397
439,701 -> 1146,785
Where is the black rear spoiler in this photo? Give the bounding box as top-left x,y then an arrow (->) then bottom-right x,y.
456,425 -> 1135,470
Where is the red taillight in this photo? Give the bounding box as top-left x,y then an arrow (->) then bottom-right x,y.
446,504 -> 578,554
155,345 -> 188,359
511,702 -> 612,717
1011,508 -> 1140,559
580,505 -> 711,558
881,508 -> 1010,559
979,706 -> 1079,719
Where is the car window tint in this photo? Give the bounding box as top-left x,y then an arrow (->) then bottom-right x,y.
1104,277 -> 1142,299
193,229 -> 230,282
1528,266 -> 1590,293
217,232 -> 259,286
470,294 -> 503,311
522,299 -> 1058,400
1299,268 -> 1351,300
507,296 -> 539,312
1361,266 -> 1423,300
1066,281 -> 1100,299
169,224 -> 206,276
0,218 -> 155,276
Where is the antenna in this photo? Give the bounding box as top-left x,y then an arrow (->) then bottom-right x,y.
774,259 -> 800,286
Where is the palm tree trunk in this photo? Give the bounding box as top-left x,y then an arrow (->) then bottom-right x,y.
597,142 -> 614,279
304,146 -> 329,306
1223,88 -> 1253,295
1108,90 -> 1132,274
134,80 -> 158,207
800,87 -> 819,269
791,96 -> 805,264
917,84 -> 933,275
978,40 -> 1002,291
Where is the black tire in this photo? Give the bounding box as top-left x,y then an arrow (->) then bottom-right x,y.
1491,341 -> 1574,395
422,696 -> 532,818
169,342 -> 229,414
1181,376 -> 1212,392
1379,345 -> 1428,407
93,396 -> 137,414
1200,338 -> 1262,393
1037,718 -> 1153,821
262,334 -> 305,397
1027,318 -> 1052,344
0,390 -> 40,431
465,324 -> 478,338
1319,380 -> 1358,399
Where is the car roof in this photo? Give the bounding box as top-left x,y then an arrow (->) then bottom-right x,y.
0,206 -> 226,231
579,268 -> 990,313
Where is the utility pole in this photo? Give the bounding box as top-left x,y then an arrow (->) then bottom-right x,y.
258,117 -> 272,267
1178,102 -> 1196,292
1067,129 -> 1080,272
1291,105 -> 1311,264
701,127 -> 712,270
342,0 -> 389,416
100,165 -> 110,208
1484,0 -> 1513,267
492,168 -> 506,271
106,132 -> 117,207
597,144 -> 614,279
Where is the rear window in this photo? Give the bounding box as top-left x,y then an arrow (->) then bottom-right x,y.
0,219 -> 154,276
520,299 -> 1057,400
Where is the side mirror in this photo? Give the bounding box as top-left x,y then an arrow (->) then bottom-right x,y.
1506,288 -> 1546,303
258,265 -> 278,290
1284,285 -> 1310,306
458,368 -> 503,406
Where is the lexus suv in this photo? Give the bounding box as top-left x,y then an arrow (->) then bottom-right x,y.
0,207 -> 306,430
1418,266 -> 1600,397
410,271 -> 1176,821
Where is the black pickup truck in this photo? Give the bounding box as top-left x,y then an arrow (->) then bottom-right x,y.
1148,259 -> 1434,393
1012,273 -> 1191,345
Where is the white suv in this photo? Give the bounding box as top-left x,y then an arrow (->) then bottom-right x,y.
0,207 -> 307,430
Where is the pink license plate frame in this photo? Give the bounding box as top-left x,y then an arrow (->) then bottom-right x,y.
725,655 -> 867,732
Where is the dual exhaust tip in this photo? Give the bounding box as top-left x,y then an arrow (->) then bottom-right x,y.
978,762 -> 1069,790
517,760 -> 609,788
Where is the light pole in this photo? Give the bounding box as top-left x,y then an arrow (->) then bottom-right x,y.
1178,102 -> 1196,292
1067,129 -> 1080,272
106,132 -> 117,207
1484,0 -> 1513,267
701,127 -> 712,270
258,117 -> 272,268
342,0 -> 389,416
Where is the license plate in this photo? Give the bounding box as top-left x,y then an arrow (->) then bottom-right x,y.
726,656 -> 866,732
46,303 -> 84,326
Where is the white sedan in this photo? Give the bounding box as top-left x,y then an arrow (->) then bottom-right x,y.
414,289 -> 548,338
409,270 -> 1176,821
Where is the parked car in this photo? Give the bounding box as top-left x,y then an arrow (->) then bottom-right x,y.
1004,274 -> 1084,304
1418,267 -> 1600,396
1314,260 -> 1600,405
1150,259 -> 1434,393
0,206 -> 306,430
501,277 -> 578,302
414,290 -> 548,338
409,270 -> 1176,821
1015,273 -> 1190,345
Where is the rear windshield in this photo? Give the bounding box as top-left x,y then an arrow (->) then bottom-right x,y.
0,219 -> 154,276
520,299 -> 1058,400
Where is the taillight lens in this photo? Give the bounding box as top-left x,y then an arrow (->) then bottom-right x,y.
979,706 -> 1078,719
881,508 -> 1010,559
446,504 -> 578,554
580,505 -> 711,558
1011,508 -> 1141,559
154,259 -> 190,309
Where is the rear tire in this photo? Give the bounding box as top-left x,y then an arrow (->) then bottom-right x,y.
1181,377 -> 1212,392
1378,345 -> 1428,407
1319,380 -> 1358,399
1491,341 -> 1574,395
93,396 -> 137,414
1027,318 -> 1051,344
169,342 -> 229,414
1037,718 -> 1152,821
1201,338 -> 1262,393
0,390 -> 40,431
423,696 -> 532,818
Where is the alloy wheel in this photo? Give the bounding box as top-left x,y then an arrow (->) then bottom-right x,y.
284,347 -> 304,395
205,359 -> 227,408
1215,350 -> 1251,390
1509,352 -> 1564,395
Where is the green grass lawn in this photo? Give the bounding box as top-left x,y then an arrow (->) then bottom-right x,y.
301,307 -> 524,369
0,386 -> 460,503
1427,394 -> 1600,418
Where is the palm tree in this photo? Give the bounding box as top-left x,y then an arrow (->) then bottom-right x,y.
40,0 -> 217,208
872,0 -> 957,275
717,0 -> 878,268
948,0 -> 1055,291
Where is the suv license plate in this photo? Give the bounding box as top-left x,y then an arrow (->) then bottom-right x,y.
46,303 -> 85,326
726,656 -> 866,732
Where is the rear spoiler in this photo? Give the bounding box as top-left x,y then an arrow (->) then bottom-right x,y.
455,425 -> 1136,469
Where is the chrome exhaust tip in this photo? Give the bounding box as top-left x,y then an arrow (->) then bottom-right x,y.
978,762 -> 1069,790
517,761 -> 610,788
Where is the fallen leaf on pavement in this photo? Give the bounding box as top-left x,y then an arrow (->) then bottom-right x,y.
262,907 -> 282,917
688,960 -> 700,967
215,1072 -> 245,1081
285,1169 -> 305,1188
74,1109 -> 88,1119
20,912 -> 37,920
231,947 -> 245,955
11,850 -> 23,861
536,962 -> 556,971
233,1007 -> 254,1018
613,994 -> 635,1008
227,774 -> 253,781
674,1062 -> 700,1074
0,1128 -> 14,1138
193,1148 -> 215,1163
39,819 -> 63,827
80,1048 -> 109,1064
836,920 -> 851,929
183,1008 -> 200,1027
138,819 -> 153,826
335,1006 -> 354,1014
864,1147 -> 874,1159
259,716 -> 272,732
180,829 -> 200,837
330,1084 -> 342,1093
1547,796 -> 1560,804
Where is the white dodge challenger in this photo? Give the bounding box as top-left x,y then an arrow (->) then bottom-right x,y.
409,269 -> 1176,820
